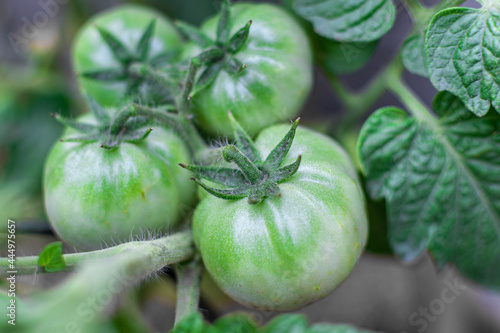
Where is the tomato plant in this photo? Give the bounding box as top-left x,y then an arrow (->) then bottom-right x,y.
2,0 -> 500,332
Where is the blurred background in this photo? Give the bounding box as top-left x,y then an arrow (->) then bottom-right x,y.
0,0 -> 499,332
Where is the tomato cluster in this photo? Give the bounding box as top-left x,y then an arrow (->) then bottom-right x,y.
44,2 -> 367,311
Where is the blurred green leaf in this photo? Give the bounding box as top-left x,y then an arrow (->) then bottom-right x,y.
38,242 -> 66,272
293,0 -> 395,42
402,35 -> 428,77
316,37 -> 377,76
214,312 -> 258,332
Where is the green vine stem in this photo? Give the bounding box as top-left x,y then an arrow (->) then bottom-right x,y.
385,67 -> 437,128
403,0 -> 466,33
328,67 -> 394,133
0,230 -> 194,276
174,256 -> 203,325
131,104 -> 210,160
129,62 -> 179,95
327,0 -> 465,132
10,246 -> 196,332
383,65 -> 439,127
431,0 -> 466,15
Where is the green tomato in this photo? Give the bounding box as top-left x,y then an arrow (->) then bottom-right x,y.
193,125 -> 368,311
44,113 -> 194,250
73,5 -> 182,107
186,3 -> 313,137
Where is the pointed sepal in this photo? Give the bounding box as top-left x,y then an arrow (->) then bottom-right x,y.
179,164 -> 246,187
228,111 -> 261,163
85,95 -> 110,126
175,21 -> 214,49
224,57 -> 246,75
216,0 -> 231,44
51,113 -> 99,134
136,19 -> 156,61
95,26 -> 132,64
264,118 -> 300,169
123,127 -> 153,143
183,117 -> 302,204
227,20 -> 252,53
59,135 -> 100,143
192,178 -> 248,200
273,156 -> 301,183
192,62 -> 222,97
79,68 -> 127,81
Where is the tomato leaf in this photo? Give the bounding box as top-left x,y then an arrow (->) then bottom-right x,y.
260,315 -> 308,333
38,242 -> 66,273
358,92 -> 500,290
316,37 -> 377,75
171,312 -> 379,332
260,314 -> 378,333
213,312 -> 258,332
402,35 -> 428,77
425,6 -> 500,116
293,0 -> 395,42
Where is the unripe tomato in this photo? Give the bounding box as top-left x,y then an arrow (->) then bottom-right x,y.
193,125 -> 368,311
185,3 -> 313,137
73,5 -> 183,107
44,113 -> 194,250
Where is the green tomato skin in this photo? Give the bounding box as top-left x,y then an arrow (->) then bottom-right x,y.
44,114 -> 194,250
193,125 -> 368,311
187,3 -> 313,137
72,5 -> 182,107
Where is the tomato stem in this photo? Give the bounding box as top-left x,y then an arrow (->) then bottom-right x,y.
327,58 -> 401,135
174,256 -> 203,326
131,104 -> 210,160
327,0 -> 463,136
384,69 -> 439,127
0,231 -> 195,276
129,62 -> 179,94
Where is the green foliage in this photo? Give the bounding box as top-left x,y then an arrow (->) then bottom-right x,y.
172,313 -> 379,333
315,37 -> 377,75
358,92 -> 500,289
402,35 -> 428,77
38,242 -> 66,272
4,0 -> 500,331
293,0 -> 396,42
426,6 -> 500,116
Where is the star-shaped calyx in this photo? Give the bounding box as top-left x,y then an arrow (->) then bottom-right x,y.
52,97 -> 159,150
79,19 -> 176,103
180,113 -> 301,204
175,0 -> 252,96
